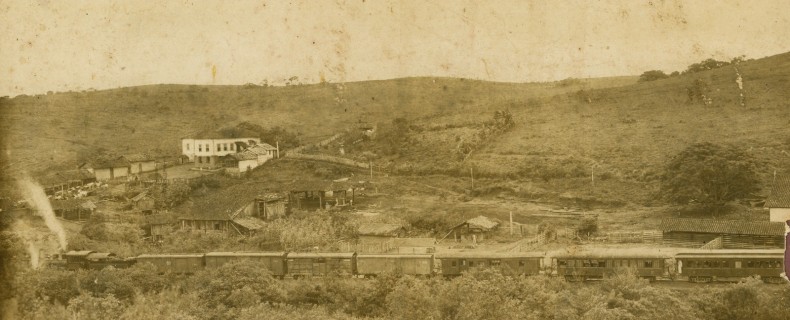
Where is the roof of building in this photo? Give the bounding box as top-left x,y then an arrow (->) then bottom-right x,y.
357,223 -> 404,236
90,157 -> 130,169
122,153 -> 155,162
232,217 -> 266,231
765,174 -> 790,208
256,192 -> 287,202
179,181 -> 273,220
228,151 -> 258,161
286,179 -> 369,192
184,128 -> 260,140
145,213 -> 178,225
463,215 -> 499,231
80,200 -> 97,210
38,169 -> 95,187
131,191 -> 149,202
50,199 -> 85,210
660,218 -> 785,236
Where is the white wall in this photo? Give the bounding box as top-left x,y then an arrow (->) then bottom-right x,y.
238,159 -> 258,172
182,137 -> 261,160
769,208 -> 790,223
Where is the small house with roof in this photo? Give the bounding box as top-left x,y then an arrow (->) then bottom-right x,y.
286,179 -> 369,210
765,174 -> 790,223
178,181 -> 275,235
51,199 -> 96,221
660,218 -> 785,249
181,128 -> 261,169
86,158 -> 131,180
144,213 -> 177,242
255,192 -> 288,220
123,153 -> 157,174
449,215 -> 500,242
357,223 -> 406,246
130,191 -> 155,214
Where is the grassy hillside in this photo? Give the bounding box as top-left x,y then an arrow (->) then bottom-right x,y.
0,76 -> 635,177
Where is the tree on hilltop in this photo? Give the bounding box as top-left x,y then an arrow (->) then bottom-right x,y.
638,70 -> 669,82
660,142 -> 760,213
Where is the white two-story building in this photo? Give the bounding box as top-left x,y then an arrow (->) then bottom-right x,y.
181,128 -> 261,169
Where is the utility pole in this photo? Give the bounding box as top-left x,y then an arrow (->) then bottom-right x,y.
276,141 -> 280,159
470,167 -> 474,190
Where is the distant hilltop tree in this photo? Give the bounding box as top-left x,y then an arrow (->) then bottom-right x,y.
638,70 -> 669,82
682,56 -> 748,75
659,142 -> 759,213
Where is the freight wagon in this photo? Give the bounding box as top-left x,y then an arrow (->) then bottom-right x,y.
285,252 -> 356,277
136,253 -> 204,274
355,254 -> 434,277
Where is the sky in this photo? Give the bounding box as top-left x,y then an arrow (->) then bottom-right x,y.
1,0 -> 789,96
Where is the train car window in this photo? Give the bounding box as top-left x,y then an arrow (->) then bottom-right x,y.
519,260 -> 526,267
461,260 -> 467,266
491,259 -> 501,266
583,260 -> 591,267
451,261 -> 457,267
734,261 -> 741,268
469,261 -> 475,267
643,261 -> 654,268
703,261 -> 710,268
598,260 -> 607,267
557,260 -> 566,267
746,261 -> 754,268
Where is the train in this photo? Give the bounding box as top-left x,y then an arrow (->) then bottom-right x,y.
49,248 -> 787,283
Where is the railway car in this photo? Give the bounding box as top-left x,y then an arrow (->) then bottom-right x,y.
286,252 -> 356,277
204,252 -> 287,277
136,253 -> 205,274
355,254 -> 434,277
554,249 -> 671,281
52,251 -> 137,270
675,249 -> 786,283
436,252 -> 543,277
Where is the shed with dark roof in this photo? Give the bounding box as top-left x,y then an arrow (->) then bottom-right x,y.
660,218 -> 785,249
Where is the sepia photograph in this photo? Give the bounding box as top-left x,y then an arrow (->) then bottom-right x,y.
1,1 -> 789,319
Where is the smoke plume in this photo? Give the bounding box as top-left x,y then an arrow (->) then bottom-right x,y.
17,176 -> 68,251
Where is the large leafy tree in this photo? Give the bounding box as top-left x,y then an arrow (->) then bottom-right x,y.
660,142 -> 760,211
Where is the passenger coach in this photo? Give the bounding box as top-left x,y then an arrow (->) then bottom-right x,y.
676,249 -> 785,283
436,252 -> 543,277
554,249 -> 671,281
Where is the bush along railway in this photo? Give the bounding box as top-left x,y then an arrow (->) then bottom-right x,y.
48,248 -> 788,284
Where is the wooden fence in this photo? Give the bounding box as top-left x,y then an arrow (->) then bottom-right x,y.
285,153 -> 370,169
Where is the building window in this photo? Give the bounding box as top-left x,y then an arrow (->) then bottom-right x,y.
224,143 -> 228,151
644,260 -> 654,268
230,144 -> 235,150
451,261 -> 457,267
197,157 -> 202,164
198,145 -> 202,152
206,144 -> 210,152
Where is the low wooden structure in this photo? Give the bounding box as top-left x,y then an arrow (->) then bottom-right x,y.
254,193 -> 288,220
448,215 -> 499,243
286,179 -> 369,210
660,218 -> 785,249
51,199 -> 95,221
144,213 -> 176,242
131,191 -> 156,214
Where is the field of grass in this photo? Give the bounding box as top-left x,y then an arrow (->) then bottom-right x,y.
2,52 -> 790,210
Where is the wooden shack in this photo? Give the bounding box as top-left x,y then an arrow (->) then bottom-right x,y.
131,191 -> 156,214
448,215 -> 499,243
254,192 -> 288,220
51,199 -> 95,221
286,179 -> 368,210
660,218 -> 785,249
357,223 -> 406,243
144,213 -> 176,242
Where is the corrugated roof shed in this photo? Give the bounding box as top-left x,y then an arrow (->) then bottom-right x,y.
660,218 -> 785,236
765,174 -> 790,208
357,223 -> 404,236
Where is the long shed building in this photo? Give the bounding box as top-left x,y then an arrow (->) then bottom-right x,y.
660,218 -> 785,249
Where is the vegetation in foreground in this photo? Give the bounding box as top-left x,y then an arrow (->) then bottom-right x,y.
8,260 -> 790,320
